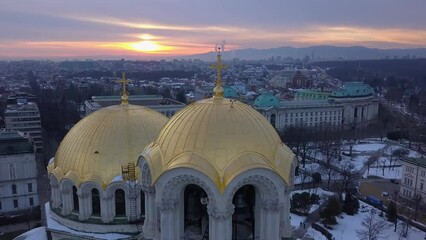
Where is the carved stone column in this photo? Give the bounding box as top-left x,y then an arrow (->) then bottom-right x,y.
60,188 -> 73,215
142,186 -> 156,239
128,183 -> 138,222
50,183 -> 61,209
101,193 -> 114,223
158,199 -> 178,240
261,200 -> 281,240
78,190 -> 90,221
280,189 -> 292,239
207,203 -> 234,240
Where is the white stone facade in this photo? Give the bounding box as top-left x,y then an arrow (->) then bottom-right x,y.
400,158 -> 426,200
0,152 -> 38,215
257,97 -> 379,131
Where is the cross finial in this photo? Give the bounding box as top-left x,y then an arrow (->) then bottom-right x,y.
210,46 -> 227,98
116,72 -> 131,105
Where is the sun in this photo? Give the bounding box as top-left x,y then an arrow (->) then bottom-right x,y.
130,40 -> 164,52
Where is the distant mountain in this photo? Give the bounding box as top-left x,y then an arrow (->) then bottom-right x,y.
184,45 -> 426,61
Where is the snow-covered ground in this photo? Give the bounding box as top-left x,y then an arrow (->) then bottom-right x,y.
290,188 -> 334,229
351,143 -> 386,152
323,203 -> 425,240
364,166 -> 402,179
303,227 -> 327,240
339,155 -> 369,172
384,145 -> 423,158
14,227 -> 47,240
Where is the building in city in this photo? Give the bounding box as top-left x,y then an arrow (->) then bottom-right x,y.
0,131 -> 39,218
44,54 -> 296,239
400,157 -> 426,200
4,101 -> 43,151
254,82 -> 379,131
84,94 -> 185,117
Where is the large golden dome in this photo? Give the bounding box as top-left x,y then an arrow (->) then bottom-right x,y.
48,104 -> 169,188
142,97 -> 295,191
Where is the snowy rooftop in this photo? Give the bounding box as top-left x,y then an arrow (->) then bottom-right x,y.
44,202 -> 132,240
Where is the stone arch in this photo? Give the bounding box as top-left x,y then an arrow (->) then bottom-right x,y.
155,168 -> 220,239
80,181 -> 103,195
224,168 -> 287,239
141,161 -> 152,186
157,168 -> 218,205
59,178 -> 79,216
225,171 -> 282,208
80,181 -> 103,217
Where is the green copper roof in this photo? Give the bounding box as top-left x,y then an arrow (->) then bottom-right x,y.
254,93 -> 280,108
295,90 -> 329,100
330,82 -> 374,98
223,87 -> 237,98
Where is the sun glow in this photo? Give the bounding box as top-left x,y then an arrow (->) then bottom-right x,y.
130,40 -> 163,52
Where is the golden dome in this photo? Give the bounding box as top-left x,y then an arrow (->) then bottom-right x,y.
48,104 -> 169,188
142,97 -> 295,192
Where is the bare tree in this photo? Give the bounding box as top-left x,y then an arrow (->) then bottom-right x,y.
338,161 -> 358,197
356,209 -> 389,240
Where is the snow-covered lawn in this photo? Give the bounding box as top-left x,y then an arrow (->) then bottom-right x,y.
339,155 -> 369,172
364,166 -> 402,179
290,213 -> 306,228
303,227 -> 327,240
351,143 -> 386,152
384,145 -> 423,158
323,203 -> 425,240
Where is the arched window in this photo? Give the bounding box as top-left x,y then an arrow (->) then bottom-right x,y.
91,189 -> 100,215
140,190 -> 145,219
232,185 -> 256,239
115,189 -> 126,216
270,114 -> 276,128
72,186 -> 79,212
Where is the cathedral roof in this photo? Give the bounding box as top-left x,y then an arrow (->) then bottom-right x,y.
48,104 -> 169,189
142,96 -> 295,191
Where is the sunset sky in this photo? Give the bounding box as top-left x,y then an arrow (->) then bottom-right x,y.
1,0 -> 426,59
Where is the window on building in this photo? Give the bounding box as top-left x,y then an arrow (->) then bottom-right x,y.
12,184 -> 17,194
421,171 -> 426,177
9,164 -> 16,180
0,201 -> 2,210
28,183 -> 33,193
421,183 -> 424,191
14,199 -> 18,208
29,197 -> 34,206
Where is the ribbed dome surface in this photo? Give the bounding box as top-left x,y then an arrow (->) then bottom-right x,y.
48,104 -> 169,188
143,97 -> 295,191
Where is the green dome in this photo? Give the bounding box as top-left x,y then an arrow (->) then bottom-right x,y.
223,87 -> 238,98
330,82 -> 374,98
254,93 -> 280,108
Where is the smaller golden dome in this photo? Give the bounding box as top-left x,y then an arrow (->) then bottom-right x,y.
213,85 -> 224,98
48,104 -> 169,188
143,97 -> 295,192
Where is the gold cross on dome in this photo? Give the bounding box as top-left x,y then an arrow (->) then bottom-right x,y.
209,46 -> 227,89
116,72 -> 131,105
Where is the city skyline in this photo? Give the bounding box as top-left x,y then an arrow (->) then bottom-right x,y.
1,0 -> 426,59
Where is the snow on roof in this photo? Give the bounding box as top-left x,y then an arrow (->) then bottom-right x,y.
14,227 -> 47,240
45,202 -> 131,240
